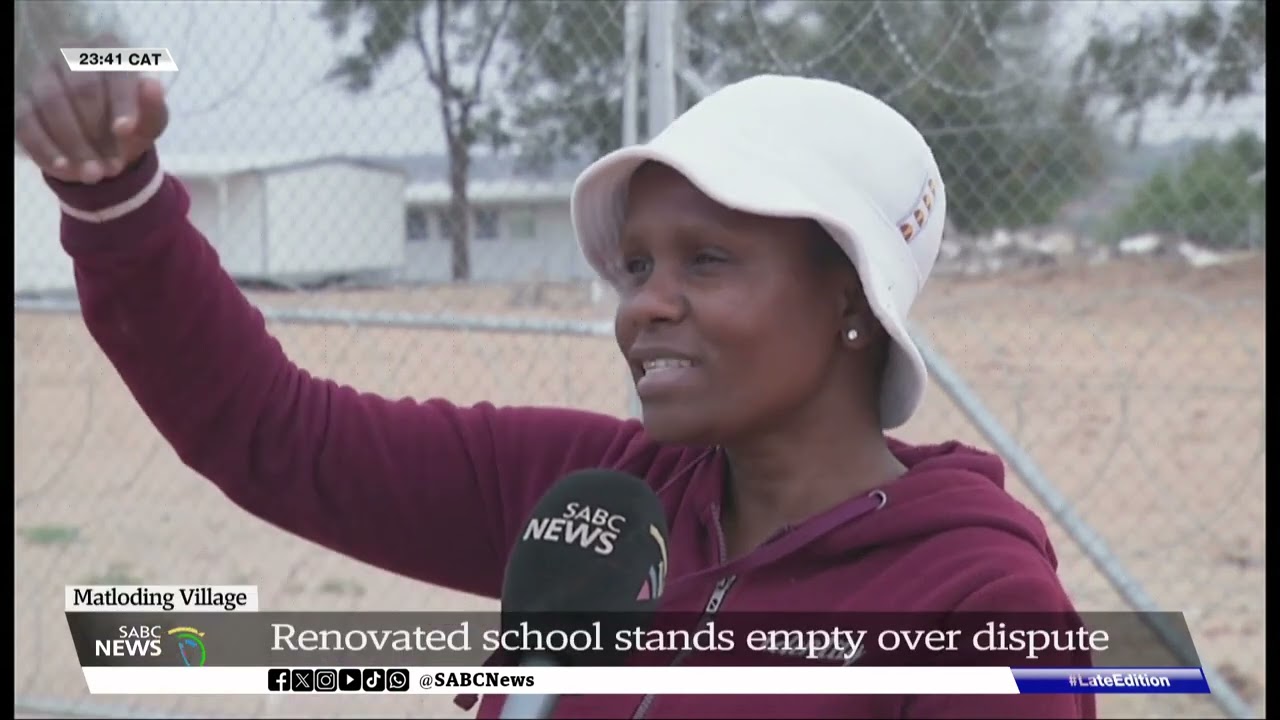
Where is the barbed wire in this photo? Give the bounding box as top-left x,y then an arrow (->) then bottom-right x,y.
964,2 -> 1069,89
165,0 -> 579,120
877,2 -> 1035,100
164,3 -> 278,116
743,0 -> 874,75
154,0 -> 197,97
681,0 -> 1049,101
14,0 -> 1263,117
873,8 -> 969,103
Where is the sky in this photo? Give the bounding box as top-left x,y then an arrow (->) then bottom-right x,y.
20,0 -> 1267,160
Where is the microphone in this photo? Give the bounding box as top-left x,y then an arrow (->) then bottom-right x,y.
497,469 -> 671,720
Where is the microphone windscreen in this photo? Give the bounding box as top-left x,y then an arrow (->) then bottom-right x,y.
502,469 -> 670,618
499,471 -> 670,666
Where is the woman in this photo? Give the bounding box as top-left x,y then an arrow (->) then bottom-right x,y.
18,62 -> 1092,719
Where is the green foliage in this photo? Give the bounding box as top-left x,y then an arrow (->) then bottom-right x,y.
317,0 -> 1261,244
503,1 -> 632,171
318,0 -> 511,142
18,523 -> 81,546
1105,131 -> 1265,249
1072,0 -> 1266,146
319,0 -> 428,93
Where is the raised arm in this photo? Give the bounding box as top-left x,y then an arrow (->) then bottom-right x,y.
18,65 -> 663,600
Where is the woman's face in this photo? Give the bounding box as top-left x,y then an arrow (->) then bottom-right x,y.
614,162 -> 854,446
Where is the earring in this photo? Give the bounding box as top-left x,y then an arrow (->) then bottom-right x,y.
845,328 -> 859,342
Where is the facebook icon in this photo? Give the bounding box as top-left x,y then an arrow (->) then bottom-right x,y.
267,669 -> 291,692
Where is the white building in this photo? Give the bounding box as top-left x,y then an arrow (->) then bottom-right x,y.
400,176 -> 592,284
14,152 -> 407,295
15,150 -> 607,295
163,153 -> 408,286
391,151 -> 595,285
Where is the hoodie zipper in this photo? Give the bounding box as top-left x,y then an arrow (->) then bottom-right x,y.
632,506 -> 737,720
627,490 -> 887,720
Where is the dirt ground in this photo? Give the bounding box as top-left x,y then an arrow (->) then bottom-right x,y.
14,254 -> 1265,719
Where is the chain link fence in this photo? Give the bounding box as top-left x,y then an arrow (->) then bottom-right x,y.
658,4 -> 1266,720
14,1 -> 1264,719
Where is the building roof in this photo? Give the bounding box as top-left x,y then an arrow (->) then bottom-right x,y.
154,149 -> 587,203
405,179 -> 574,205
372,152 -> 586,185
365,152 -> 584,205
162,152 -> 405,179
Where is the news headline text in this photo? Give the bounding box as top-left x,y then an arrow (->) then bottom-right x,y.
270,620 -> 1108,662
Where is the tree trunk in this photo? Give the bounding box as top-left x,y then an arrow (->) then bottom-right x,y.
446,138 -> 472,282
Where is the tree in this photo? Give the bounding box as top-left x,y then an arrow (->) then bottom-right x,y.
15,1 -> 107,100
1105,131 -> 1265,249
503,1 -> 633,174
1071,0 -> 1266,147
320,0 -> 514,281
503,0 -> 1104,236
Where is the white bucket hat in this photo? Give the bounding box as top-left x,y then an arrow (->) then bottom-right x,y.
571,75 -> 946,430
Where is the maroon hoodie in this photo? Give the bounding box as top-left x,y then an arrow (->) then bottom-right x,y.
47,153 -> 1094,719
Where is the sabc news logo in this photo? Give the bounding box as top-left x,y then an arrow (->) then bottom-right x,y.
96,625 -> 208,666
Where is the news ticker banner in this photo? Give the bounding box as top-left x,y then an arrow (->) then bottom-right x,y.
66,585 -> 1212,696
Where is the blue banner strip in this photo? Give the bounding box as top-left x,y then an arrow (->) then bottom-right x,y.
1012,667 -> 1210,694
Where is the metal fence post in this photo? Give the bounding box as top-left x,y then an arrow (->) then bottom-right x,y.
622,0 -> 681,420
909,323 -> 1257,720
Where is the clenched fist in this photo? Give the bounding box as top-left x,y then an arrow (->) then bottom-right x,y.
15,39 -> 170,185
